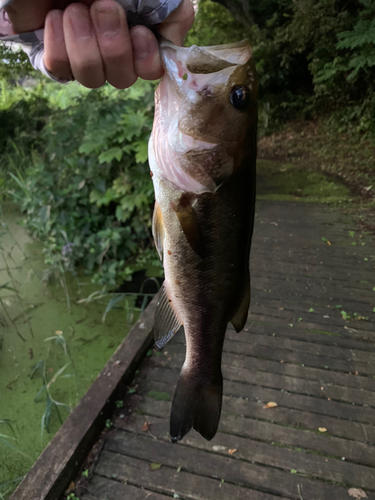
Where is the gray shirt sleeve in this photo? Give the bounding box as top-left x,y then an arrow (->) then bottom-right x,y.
0,0 -> 183,82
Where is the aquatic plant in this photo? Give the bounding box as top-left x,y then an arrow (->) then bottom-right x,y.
30,333 -> 76,436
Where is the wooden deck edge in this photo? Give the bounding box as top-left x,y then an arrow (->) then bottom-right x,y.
10,293 -> 159,500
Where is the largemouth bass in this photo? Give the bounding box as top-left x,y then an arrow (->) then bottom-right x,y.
149,39 -> 258,442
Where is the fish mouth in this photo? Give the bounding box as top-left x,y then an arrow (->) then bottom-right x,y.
160,39 -> 252,75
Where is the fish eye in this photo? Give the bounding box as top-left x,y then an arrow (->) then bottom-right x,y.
230,86 -> 249,111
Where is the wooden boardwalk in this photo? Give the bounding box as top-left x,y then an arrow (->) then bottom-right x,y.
79,200 -> 375,500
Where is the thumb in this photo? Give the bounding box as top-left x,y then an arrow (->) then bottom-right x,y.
5,0 -> 53,32
158,0 -> 195,46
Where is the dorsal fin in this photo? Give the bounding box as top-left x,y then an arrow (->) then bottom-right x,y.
152,202 -> 165,260
154,284 -> 183,349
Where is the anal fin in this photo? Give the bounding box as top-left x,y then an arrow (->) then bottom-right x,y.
154,283 -> 183,349
231,271 -> 250,333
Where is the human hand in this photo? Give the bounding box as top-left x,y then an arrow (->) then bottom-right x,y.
5,0 -> 195,88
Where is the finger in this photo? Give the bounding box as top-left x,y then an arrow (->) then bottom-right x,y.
91,0 -> 137,89
5,0 -> 51,32
130,25 -> 163,81
63,3 -> 105,88
159,0 -> 195,46
44,9 -> 72,80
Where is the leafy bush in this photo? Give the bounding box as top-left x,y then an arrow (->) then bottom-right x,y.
5,80 -> 162,285
208,0 -> 375,136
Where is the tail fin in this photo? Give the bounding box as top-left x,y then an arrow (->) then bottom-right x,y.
170,367 -> 223,442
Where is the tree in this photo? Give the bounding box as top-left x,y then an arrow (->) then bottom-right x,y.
0,44 -> 31,80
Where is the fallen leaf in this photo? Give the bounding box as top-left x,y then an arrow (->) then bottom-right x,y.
150,462 -> 162,471
263,402 -> 278,409
141,422 -> 151,432
318,427 -> 327,433
228,449 -> 237,455
348,488 -> 368,499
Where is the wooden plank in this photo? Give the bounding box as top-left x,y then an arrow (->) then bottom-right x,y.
160,339 -> 375,391
246,313 -> 375,343
251,296 -> 374,320
135,396 -> 375,467
251,252 -> 375,272
250,293 -> 375,327
137,377 -> 375,443
116,413 -> 375,491
141,367 -> 375,442
228,331 -> 374,363
247,304 -> 375,333
246,314 -> 375,343
149,351 -> 375,407
230,321 -> 375,352
140,366 -> 375,424
84,475 -> 171,500
251,270 -> 375,293
96,450 -> 289,500
222,337 -> 375,374
252,282 -> 375,305
251,262 -> 375,284
169,335 -> 375,376
102,431 -> 368,500
250,282 -> 375,309
9,294 -> 159,500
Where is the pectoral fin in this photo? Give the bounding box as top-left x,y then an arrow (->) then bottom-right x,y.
154,284 -> 183,349
152,202 -> 165,260
231,271 -> 250,332
173,195 -> 205,258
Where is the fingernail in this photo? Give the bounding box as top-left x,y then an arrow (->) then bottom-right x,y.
48,10 -> 64,42
69,7 -> 93,39
132,32 -> 152,60
96,5 -> 120,36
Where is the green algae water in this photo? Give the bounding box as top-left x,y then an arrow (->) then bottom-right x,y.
0,203 -> 137,499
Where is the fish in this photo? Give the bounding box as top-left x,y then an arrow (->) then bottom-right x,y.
148,38 -> 258,443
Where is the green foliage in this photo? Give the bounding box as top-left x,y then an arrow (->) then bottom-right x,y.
30,335 -> 73,435
3,79 -> 162,285
208,0 -> 375,136
186,0 -> 249,46
0,44 -> 31,80
0,81 -> 49,173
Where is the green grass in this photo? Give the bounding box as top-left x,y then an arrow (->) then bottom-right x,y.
256,160 -> 352,204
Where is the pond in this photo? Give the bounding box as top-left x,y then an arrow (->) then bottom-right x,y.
0,203 -> 145,499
